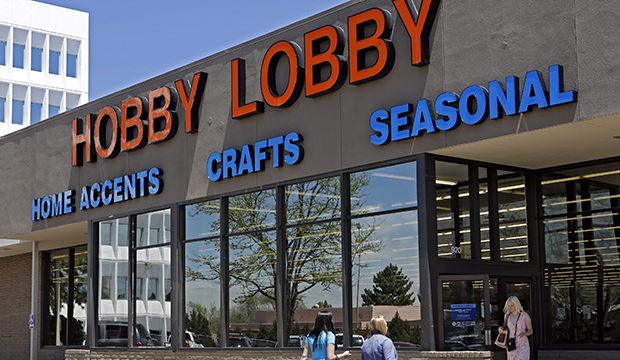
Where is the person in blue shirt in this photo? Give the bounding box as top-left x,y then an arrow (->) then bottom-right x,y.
361,316 -> 398,360
301,312 -> 352,360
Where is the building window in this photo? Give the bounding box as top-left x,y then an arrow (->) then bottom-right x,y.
44,246 -> 88,346
98,217 -> 129,347
184,199 -> 220,348
0,98 -> 5,122
98,209 -> 171,347
67,53 -> 77,77
182,162 -> 421,348
0,41 -> 5,66
542,160 -> 620,344
148,278 -> 158,300
12,100 -> 23,124
49,50 -> 60,74
31,102 -> 42,125
436,160 -> 528,262
13,43 -> 24,68
117,277 -> 127,300
349,162 -> 420,340
100,222 -> 112,246
136,278 -> 143,300
101,276 -> 111,300
31,47 -> 42,71
118,223 -> 128,247
165,279 -> 171,301
49,105 -> 60,117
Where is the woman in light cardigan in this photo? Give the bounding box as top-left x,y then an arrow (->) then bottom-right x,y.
361,316 -> 398,360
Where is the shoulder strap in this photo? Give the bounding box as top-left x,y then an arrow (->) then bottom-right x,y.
513,313 -> 521,334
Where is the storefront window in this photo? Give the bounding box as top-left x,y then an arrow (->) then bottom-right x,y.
98,217 -> 129,347
45,246 -> 88,346
136,246 -> 170,346
543,161 -> 620,344
436,161 -> 528,262
436,162 -> 471,259
137,210 -> 170,246
350,162 -> 419,345
287,177 -> 340,225
184,199 -> 221,348
228,189 -> 277,347
497,172 -> 527,262
97,211 -> 169,348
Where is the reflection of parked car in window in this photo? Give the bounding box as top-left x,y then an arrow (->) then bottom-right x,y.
288,335 -> 306,347
444,341 -> 473,351
229,333 -> 252,347
335,333 -> 365,346
97,321 -> 162,347
448,335 -> 485,351
393,342 -> 420,348
185,331 -> 205,348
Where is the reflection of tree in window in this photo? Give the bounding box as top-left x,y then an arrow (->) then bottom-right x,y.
47,247 -> 88,346
186,173 -> 380,338
361,264 -> 415,306
148,278 -> 158,300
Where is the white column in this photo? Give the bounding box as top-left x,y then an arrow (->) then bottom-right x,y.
43,89 -> 49,120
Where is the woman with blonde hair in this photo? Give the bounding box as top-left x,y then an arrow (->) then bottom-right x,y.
498,296 -> 532,360
361,316 -> 398,360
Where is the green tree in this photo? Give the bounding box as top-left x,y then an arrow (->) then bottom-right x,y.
388,312 -> 414,343
185,302 -> 213,336
361,264 -> 415,306
256,320 -> 277,342
186,173 -> 381,337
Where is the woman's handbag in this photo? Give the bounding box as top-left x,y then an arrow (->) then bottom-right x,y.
506,337 -> 516,351
495,331 -> 508,348
494,314 -> 508,348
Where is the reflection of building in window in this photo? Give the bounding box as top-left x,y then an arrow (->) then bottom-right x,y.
117,277 -> 127,300
101,276 -> 111,300
100,223 -> 112,246
97,210 -> 172,347
148,278 -> 158,300
136,278 -> 143,300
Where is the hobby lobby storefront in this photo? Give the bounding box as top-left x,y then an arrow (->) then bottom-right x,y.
2,0 -> 620,359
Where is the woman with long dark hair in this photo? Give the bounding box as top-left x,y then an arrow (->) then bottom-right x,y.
300,312 -> 352,360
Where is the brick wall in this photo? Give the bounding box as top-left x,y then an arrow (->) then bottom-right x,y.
0,253 -> 34,360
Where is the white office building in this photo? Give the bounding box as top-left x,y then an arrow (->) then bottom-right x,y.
0,0 -> 88,137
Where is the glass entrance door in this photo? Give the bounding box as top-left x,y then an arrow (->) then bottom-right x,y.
439,275 -> 491,351
492,278 -> 532,360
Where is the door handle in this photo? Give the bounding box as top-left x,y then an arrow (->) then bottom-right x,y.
484,330 -> 492,345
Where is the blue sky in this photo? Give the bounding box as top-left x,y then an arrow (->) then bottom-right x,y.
37,0 -> 348,101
